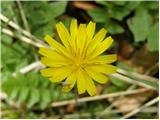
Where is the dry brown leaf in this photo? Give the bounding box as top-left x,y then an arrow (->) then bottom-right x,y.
108,90 -> 155,113
72,1 -> 97,10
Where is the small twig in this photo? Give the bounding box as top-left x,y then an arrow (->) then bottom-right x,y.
51,88 -> 150,108
110,73 -> 157,90
2,28 -> 45,47
12,61 -> 43,76
121,97 -> 159,119
17,1 -> 30,32
0,14 -> 45,45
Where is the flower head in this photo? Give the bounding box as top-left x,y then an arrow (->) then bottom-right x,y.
39,19 -> 117,96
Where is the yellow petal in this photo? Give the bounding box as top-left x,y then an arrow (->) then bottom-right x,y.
56,22 -> 71,50
44,35 -> 72,59
87,54 -> 117,64
85,67 -> 108,84
39,47 -> 67,59
70,19 -> 78,52
61,71 -> 77,92
87,28 -> 107,56
91,36 -> 113,59
40,66 -> 73,77
41,57 -> 71,67
77,24 -> 87,56
86,21 -> 96,41
77,68 -> 86,94
86,64 -> 117,74
45,67 -> 73,83
49,74 -> 68,83
85,73 -> 96,96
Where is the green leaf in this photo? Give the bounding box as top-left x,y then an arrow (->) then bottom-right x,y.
112,1 -> 127,6
127,7 -> 152,42
17,87 -> 29,104
110,5 -> 130,21
87,9 -> 107,23
142,1 -> 159,10
106,22 -> 124,34
39,89 -> 51,109
147,22 -> 158,51
125,1 -> 141,11
104,86 -> 124,93
1,1 -> 14,18
48,1 -> 68,18
1,34 -> 13,44
9,87 -> 19,100
27,88 -> 40,108
117,62 -> 136,72
95,1 -> 108,6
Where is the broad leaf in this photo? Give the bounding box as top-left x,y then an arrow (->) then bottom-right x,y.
127,7 -> 152,42
147,22 -> 159,51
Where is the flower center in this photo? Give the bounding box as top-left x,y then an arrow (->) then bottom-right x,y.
72,55 -> 85,69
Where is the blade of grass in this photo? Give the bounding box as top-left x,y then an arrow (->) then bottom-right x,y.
110,73 -> 157,91
16,1 -> 30,32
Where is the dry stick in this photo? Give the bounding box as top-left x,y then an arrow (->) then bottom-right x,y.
110,73 -> 156,90
51,88 -> 150,107
0,14 -> 45,46
0,14 -> 32,38
17,1 -> 30,32
121,97 -> 159,119
12,61 -> 42,77
2,28 -> 44,48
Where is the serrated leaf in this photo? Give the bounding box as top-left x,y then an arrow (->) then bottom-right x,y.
27,88 -> 40,108
39,89 -> 51,109
147,22 -> 158,51
127,7 -> 152,42
51,90 -> 59,101
17,87 -> 29,104
9,87 -> 19,100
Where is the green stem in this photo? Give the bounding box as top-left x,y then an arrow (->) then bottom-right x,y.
74,86 -> 79,108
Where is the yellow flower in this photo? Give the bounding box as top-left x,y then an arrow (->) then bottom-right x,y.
39,19 -> 117,96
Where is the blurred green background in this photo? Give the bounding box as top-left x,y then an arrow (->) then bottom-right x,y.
1,1 -> 159,119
